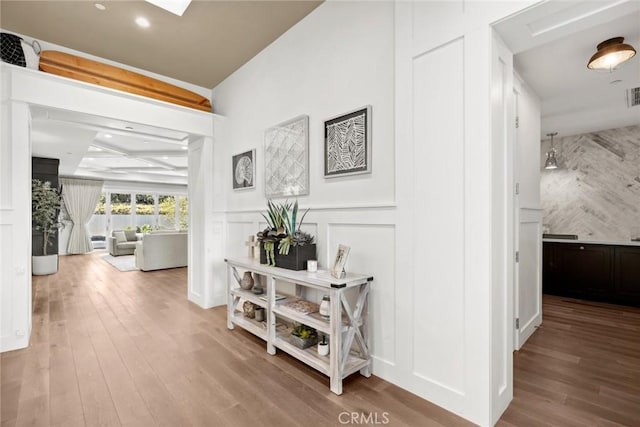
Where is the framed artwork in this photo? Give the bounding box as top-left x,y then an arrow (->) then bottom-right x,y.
264,115 -> 309,197
331,244 -> 351,279
324,106 -> 372,178
232,149 -> 256,190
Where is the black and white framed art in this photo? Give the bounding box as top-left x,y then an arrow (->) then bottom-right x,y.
232,149 -> 256,190
324,106 -> 372,178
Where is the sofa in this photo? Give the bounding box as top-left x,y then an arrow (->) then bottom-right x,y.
108,230 -> 140,256
134,231 -> 188,271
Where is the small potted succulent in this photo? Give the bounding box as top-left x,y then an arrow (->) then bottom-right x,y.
257,200 -> 315,270
289,323 -> 318,349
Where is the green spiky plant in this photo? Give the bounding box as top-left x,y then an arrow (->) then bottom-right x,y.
291,323 -> 317,340
31,179 -> 64,256
257,199 -> 314,265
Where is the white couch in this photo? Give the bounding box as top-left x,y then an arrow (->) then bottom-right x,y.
134,231 -> 188,271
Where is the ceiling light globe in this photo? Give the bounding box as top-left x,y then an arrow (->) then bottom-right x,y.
587,37 -> 636,71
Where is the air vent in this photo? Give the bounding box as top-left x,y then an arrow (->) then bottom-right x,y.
627,87 -> 640,107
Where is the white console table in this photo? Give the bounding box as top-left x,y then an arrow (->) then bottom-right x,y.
225,257 -> 373,395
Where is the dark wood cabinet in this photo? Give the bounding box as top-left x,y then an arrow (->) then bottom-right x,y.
543,241 -> 640,307
614,246 -> 640,303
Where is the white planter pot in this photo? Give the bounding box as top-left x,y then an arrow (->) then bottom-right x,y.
32,254 -> 58,275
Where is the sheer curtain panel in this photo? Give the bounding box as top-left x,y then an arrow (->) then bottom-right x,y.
61,178 -> 104,254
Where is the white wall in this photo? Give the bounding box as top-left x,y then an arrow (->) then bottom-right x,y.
212,0 -> 398,411
212,1 -> 536,426
395,2 -> 535,426
212,1 -> 395,211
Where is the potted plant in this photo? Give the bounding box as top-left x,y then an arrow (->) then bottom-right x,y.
257,200 -> 316,270
289,323 -> 318,349
31,179 -> 64,275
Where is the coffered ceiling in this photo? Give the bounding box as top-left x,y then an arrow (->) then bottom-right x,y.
30,107 -> 191,185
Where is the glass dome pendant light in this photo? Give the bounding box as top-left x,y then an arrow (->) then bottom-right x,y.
544,132 -> 559,170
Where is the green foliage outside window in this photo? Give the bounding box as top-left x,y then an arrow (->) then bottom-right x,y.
92,193 -> 188,229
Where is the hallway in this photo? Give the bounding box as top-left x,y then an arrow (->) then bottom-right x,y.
500,295 -> 640,426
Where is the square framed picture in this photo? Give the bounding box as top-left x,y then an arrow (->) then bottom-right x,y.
232,149 -> 256,190
264,115 -> 309,197
324,106 -> 372,178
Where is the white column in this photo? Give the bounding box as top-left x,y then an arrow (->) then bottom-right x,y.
0,100 -> 32,352
188,136 -> 225,308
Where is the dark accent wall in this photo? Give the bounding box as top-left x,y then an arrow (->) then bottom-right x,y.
32,157 -> 60,256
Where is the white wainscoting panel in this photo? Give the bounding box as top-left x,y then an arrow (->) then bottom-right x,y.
0,223 -> 13,347
226,221 -> 256,259
516,208 -> 543,349
411,37 -> 465,396
327,223 -> 396,367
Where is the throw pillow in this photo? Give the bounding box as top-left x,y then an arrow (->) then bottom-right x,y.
114,231 -> 127,243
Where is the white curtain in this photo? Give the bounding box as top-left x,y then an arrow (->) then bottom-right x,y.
61,178 -> 103,254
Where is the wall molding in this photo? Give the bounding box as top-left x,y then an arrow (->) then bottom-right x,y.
222,201 -> 397,215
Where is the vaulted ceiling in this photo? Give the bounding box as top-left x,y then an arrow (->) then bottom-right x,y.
0,0 -> 322,88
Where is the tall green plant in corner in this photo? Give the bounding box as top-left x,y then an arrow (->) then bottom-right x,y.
31,179 -> 63,256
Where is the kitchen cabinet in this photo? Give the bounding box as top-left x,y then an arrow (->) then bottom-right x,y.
543,241 -> 640,306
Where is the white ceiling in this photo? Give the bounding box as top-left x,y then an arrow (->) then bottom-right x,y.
495,1 -> 640,138
30,106 -> 190,185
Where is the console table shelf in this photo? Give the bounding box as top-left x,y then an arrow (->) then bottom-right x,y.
225,257 -> 373,395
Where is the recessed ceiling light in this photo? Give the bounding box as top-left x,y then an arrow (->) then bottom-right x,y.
162,156 -> 169,160
94,147 -> 103,151
135,16 -> 151,28
94,3 -> 106,11
104,134 -> 112,138
181,146 -> 188,150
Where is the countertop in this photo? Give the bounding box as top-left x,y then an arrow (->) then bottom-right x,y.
543,238 -> 640,247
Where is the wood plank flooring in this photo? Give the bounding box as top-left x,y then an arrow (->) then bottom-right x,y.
2,254 -> 639,426
499,295 -> 640,427
1,253 -> 470,427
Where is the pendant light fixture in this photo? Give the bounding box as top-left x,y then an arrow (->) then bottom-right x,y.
544,132 -> 559,170
587,37 -> 636,71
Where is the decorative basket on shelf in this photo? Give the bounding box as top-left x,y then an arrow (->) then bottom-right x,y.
289,323 -> 318,349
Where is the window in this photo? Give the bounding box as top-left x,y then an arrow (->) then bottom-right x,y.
135,194 -> 156,231
110,193 -> 132,230
158,195 -> 176,229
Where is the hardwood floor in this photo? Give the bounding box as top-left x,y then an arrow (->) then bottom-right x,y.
499,295 -> 640,427
1,253 -> 470,427
2,254 -> 639,426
